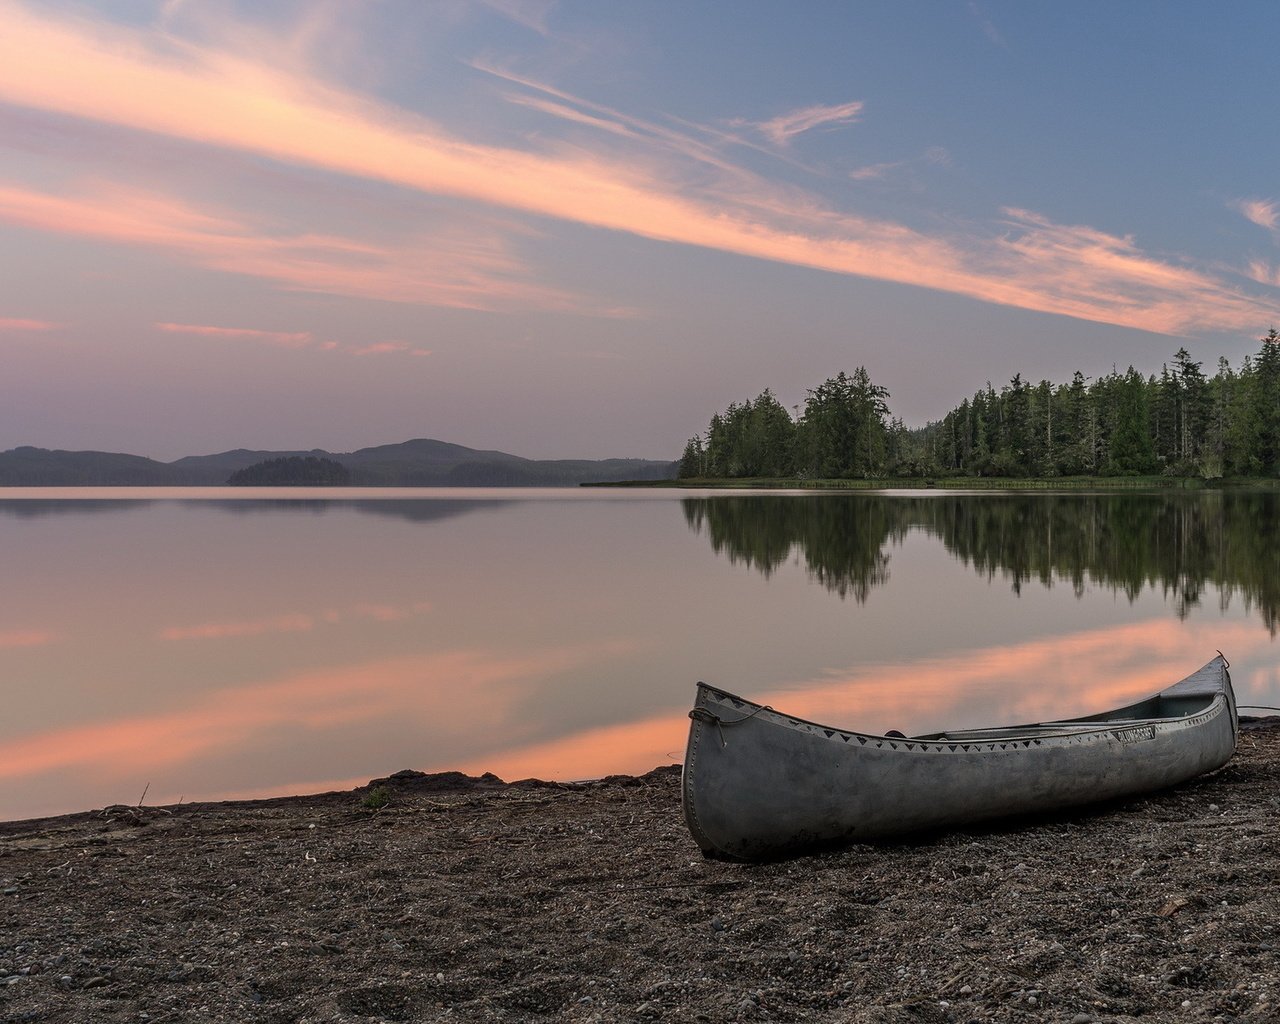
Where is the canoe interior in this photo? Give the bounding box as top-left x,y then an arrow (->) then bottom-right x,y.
920,694 -> 1215,742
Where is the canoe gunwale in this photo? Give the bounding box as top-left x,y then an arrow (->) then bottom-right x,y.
689,685 -> 1229,754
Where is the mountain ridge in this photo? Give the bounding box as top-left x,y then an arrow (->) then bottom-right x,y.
0,439 -> 677,487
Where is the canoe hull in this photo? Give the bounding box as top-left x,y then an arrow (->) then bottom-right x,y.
682,656 -> 1237,860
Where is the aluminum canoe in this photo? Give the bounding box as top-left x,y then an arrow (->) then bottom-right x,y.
682,654 -> 1237,860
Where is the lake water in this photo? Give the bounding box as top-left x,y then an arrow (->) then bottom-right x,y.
3,487 -> 1278,822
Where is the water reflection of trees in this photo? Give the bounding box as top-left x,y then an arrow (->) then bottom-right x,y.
682,493 -> 1280,632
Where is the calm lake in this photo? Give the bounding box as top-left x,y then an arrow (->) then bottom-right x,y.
3,487 -> 1278,822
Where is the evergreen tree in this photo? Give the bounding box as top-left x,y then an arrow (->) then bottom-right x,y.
1254,328 -> 1280,475
678,436 -> 706,478
1173,347 -> 1210,471
1103,367 -> 1156,474
799,369 -> 890,477
681,332 -> 1280,482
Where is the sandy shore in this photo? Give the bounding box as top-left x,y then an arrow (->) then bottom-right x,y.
3,726 -> 1280,1023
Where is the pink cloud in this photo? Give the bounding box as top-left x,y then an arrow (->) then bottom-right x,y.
461,618 -> 1269,785
160,613 -> 315,641
350,341 -> 409,357
0,629 -> 57,649
0,2 -> 1277,334
0,643 -> 622,788
504,92 -> 635,137
0,180 -> 586,313
155,321 -> 314,347
344,340 -> 430,357
1235,198 -> 1279,232
1247,261 -> 1280,287
0,317 -> 59,331
755,100 -> 865,146
351,601 -> 433,622
160,599 -> 432,640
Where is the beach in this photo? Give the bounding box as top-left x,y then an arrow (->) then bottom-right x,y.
3,726 -> 1279,1023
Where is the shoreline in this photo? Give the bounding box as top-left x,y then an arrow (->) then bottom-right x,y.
590,476 -> 1280,491
4,725 -> 1280,1021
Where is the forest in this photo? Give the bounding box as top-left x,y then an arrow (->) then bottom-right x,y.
678,329 -> 1280,480
227,456 -> 352,486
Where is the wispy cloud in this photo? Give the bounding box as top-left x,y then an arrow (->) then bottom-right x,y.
350,341 -> 408,357
501,92 -> 635,138
160,613 -> 315,642
0,629 -> 56,649
478,0 -> 558,37
755,101 -> 864,147
967,2 -> 1007,47
1246,261 -> 1280,287
160,599 -> 432,641
0,2 -> 1277,335
0,317 -> 60,331
154,320 -> 431,358
984,208 -> 1280,333
0,641 -> 621,787
349,340 -> 432,357
155,322 -> 314,347
1235,197 -> 1279,233
0,180 -> 587,313
850,146 -> 950,183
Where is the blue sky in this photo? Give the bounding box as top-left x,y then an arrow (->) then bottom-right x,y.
1,0 -> 1278,460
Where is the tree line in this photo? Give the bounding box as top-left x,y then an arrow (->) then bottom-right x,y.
678,329 -> 1280,479
227,456 -> 351,486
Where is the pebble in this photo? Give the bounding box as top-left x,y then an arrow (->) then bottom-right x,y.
710,917 -> 725,932
1071,1014 -> 1093,1024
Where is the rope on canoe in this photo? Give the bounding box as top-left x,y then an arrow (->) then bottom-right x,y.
689,703 -> 773,748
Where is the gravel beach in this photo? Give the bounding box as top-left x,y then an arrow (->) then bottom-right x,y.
3,725 -> 1279,1023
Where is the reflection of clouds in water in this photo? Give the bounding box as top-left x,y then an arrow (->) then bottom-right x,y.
461,619 -> 1276,784
159,601 -> 433,640
4,491 -> 1277,821
760,618 -> 1271,735
0,642 -> 634,795
0,630 -> 57,649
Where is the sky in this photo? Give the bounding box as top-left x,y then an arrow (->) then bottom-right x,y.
2,1 -> 1280,462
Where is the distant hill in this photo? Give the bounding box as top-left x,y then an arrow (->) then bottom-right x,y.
0,440 -> 677,487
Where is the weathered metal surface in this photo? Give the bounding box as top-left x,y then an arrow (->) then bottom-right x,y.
682,655 -> 1237,860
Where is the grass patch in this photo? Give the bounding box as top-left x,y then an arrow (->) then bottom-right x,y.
361,785 -> 391,811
